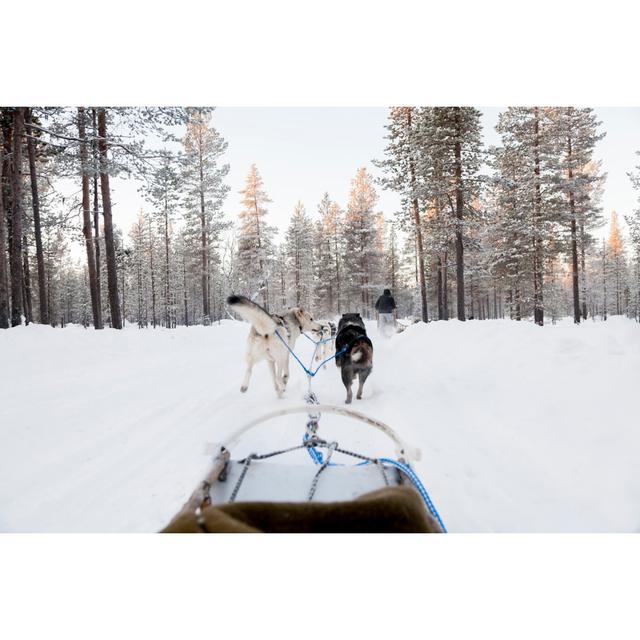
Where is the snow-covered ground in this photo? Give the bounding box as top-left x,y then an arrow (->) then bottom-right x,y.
1,316 -> 639,532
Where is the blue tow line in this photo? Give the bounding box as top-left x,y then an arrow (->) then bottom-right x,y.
277,328 -> 448,532
274,330 -> 347,377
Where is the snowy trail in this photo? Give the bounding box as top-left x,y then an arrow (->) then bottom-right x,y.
1,317 -> 639,532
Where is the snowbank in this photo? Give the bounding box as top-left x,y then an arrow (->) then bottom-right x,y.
0,317 -> 638,532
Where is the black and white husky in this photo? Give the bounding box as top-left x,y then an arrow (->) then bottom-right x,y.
227,295 -> 322,398
335,313 -> 373,404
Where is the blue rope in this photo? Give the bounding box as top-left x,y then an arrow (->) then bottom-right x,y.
275,330 -> 346,377
379,457 -> 448,532
301,332 -> 334,346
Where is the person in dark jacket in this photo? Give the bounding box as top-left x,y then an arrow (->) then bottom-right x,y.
375,289 -> 397,337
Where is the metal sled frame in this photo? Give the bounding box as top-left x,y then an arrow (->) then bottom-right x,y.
172,403 -> 447,532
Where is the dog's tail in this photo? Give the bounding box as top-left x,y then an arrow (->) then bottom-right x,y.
351,341 -> 373,364
227,295 -> 277,335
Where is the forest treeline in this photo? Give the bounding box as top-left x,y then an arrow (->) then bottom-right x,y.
1,106 -> 639,330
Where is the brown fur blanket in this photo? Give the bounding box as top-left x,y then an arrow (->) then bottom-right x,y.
162,486 -> 441,533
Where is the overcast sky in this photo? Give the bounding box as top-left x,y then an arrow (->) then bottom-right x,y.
106,107 -> 640,242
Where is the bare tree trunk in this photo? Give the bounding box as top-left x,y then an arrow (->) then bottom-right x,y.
0,127 -> 10,328
78,108 -> 103,329
22,235 -> 33,323
182,256 -> 189,326
334,230 -> 341,313
120,237 -> 126,327
602,238 -> 608,321
10,108 -> 25,327
164,200 -> 170,328
566,137 -> 581,324
532,108 -> 544,326
148,216 -> 157,328
407,109 -> 428,322
136,248 -> 143,328
91,109 -> 103,322
97,108 -> 122,329
436,256 -> 444,320
25,109 -> 49,324
453,107 -> 466,321
580,219 -> 588,320
199,144 -> 209,323
442,250 -> 449,320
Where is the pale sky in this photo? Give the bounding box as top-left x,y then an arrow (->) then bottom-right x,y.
105,107 -> 640,244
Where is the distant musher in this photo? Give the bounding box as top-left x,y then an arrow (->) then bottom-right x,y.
375,289 -> 397,338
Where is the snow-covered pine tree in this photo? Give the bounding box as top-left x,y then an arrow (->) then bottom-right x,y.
77,107 -> 102,329
141,152 -> 182,327
376,107 -> 430,322
236,164 -> 276,310
272,242 -> 288,311
626,160 -> 640,320
313,193 -> 337,316
420,107 -> 484,321
493,107 -> 560,324
624,212 -> 640,320
182,108 -> 230,324
25,108 -> 49,325
575,161 -> 605,320
551,107 -> 605,323
324,197 -> 345,314
284,201 -> 314,308
606,210 -> 626,315
128,211 -> 151,328
343,167 -> 381,317
9,108 -> 26,327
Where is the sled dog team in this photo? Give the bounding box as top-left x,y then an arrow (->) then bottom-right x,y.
227,290 -> 396,403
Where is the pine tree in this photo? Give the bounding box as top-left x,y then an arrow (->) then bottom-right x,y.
494,107 -> 560,325
425,108 -> 484,321
142,152 -> 181,327
376,107 -> 429,321
182,109 -> 230,324
552,107 -> 604,323
607,210 -> 626,315
284,201 -> 314,308
25,108 -> 49,324
236,164 -> 275,309
326,199 -> 344,314
78,107 -> 103,329
9,108 -> 26,326
626,158 -> 640,320
343,167 -> 380,316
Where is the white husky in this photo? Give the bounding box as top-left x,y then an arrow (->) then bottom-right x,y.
227,295 -> 322,398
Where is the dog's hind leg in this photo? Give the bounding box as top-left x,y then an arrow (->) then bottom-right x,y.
240,360 -> 253,393
341,366 -> 354,404
268,359 -> 284,398
356,368 -> 371,400
281,356 -> 290,389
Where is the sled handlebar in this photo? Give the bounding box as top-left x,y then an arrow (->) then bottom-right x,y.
222,403 -> 421,463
